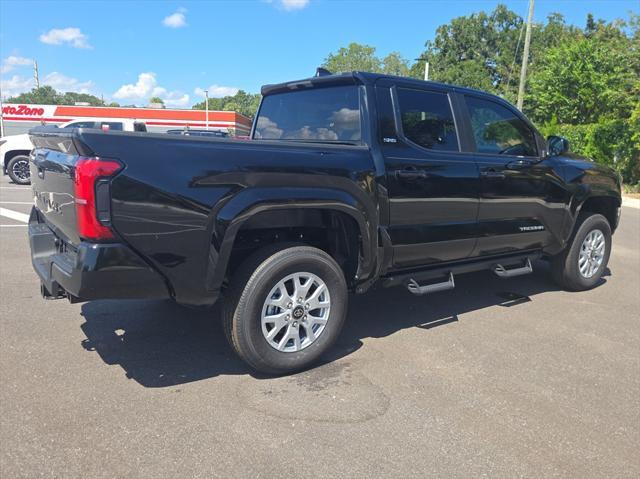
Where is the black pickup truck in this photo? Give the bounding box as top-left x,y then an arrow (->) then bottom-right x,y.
28,71 -> 621,374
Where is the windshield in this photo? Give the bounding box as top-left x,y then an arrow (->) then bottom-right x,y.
254,86 -> 361,143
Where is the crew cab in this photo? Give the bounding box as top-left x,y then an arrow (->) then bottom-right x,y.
27,71 -> 621,374
1,118 -> 146,185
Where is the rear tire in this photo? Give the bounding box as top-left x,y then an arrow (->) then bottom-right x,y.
7,155 -> 31,185
222,245 -> 348,375
551,213 -> 611,291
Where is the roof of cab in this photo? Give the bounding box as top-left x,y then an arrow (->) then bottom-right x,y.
260,71 -> 508,105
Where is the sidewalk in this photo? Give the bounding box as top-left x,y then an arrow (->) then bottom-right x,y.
622,196 -> 640,209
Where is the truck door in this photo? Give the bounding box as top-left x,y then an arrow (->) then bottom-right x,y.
461,94 -> 567,256
376,82 -> 480,269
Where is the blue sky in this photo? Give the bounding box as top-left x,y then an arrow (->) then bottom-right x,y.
0,0 -> 637,107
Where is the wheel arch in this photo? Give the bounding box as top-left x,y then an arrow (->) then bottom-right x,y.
4,149 -> 31,170
206,189 -> 378,294
576,194 -> 621,233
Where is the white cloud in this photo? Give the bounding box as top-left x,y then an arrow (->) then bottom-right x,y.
39,27 -> 92,49
264,0 -> 309,11
43,72 -> 94,94
0,71 -> 95,99
281,0 -> 309,10
113,72 -> 189,107
163,8 -> 187,28
0,75 -> 34,98
113,72 -> 157,101
194,85 -> 239,98
1,56 -> 32,74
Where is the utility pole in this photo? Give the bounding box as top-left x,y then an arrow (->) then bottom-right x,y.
33,60 -> 40,89
517,0 -> 534,111
204,89 -> 209,131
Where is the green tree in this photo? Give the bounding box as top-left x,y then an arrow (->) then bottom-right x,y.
148,96 -> 165,108
527,35 -> 635,124
323,43 -> 382,73
322,43 -> 410,76
192,90 -> 261,119
61,91 -> 104,106
529,21 -> 639,183
381,52 -> 410,76
7,86 -> 103,106
7,86 -> 61,104
409,5 -> 577,101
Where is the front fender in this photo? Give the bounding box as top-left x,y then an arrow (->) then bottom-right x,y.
206,187 -> 378,293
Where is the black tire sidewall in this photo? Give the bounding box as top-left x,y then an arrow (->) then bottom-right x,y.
7,155 -> 31,185
234,247 -> 347,374
562,214 -> 612,290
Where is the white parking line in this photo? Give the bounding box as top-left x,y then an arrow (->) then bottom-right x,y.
0,207 -> 29,223
0,201 -> 33,205
0,224 -> 27,227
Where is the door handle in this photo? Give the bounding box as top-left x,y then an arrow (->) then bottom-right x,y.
480,169 -> 506,179
395,169 -> 428,180
506,159 -> 535,169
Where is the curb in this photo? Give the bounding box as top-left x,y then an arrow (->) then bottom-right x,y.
621,197 -> 640,209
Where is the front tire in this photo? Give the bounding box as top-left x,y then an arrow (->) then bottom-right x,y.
551,213 -> 612,291
223,245 -> 348,375
7,155 -> 31,185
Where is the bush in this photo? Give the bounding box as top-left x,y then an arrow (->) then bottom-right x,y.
540,119 -> 639,184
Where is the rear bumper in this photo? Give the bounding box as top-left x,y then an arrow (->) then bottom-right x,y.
29,207 -> 170,302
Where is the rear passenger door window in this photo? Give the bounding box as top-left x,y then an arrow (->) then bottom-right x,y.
396,88 -> 459,152
100,122 -> 124,131
465,96 -> 537,157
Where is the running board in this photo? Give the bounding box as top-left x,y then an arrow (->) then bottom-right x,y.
407,272 -> 455,296
493,259 -> 533,278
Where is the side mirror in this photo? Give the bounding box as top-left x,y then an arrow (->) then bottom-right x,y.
547,135 -> 569,156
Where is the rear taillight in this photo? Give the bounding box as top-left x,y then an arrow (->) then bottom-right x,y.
74,157 -> 122,241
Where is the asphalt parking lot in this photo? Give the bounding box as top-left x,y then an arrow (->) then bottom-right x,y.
1,173 -> 639,478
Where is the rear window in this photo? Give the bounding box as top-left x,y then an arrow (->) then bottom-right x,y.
63,121 -> 96,129
254,86 -> 361,143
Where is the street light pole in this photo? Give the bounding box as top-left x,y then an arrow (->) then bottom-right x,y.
517,0 -> 535,111
204,90 -> 209,131
414,57 -> 430,81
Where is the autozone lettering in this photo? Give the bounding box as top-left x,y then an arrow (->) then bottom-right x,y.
2,105 -> 45,116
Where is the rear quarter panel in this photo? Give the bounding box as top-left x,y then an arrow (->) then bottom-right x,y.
79,132 -> 378,306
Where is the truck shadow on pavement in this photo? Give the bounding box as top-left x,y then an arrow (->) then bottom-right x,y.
79,261 -> 608,387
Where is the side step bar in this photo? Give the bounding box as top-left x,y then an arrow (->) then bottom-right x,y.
407,272 -> 455,296
493,259 -> 533,278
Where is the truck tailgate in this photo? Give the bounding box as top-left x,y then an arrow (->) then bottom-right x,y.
29,131 -> 84,245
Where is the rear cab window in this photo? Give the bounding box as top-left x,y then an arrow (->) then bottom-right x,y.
254,86 -> 361,143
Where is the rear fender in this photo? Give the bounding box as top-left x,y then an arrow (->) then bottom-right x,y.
206,187 -> 377,293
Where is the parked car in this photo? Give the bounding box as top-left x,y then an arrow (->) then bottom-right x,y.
27,71 -> 621,374
166,128 -> 229,138
1,118 -> 146,185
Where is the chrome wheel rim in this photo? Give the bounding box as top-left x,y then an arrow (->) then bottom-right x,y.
12,159 -> 30,181
261,272 -> 331,353
578,229 -> 606,278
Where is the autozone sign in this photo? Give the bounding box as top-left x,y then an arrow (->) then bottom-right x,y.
2,104 -> 46,116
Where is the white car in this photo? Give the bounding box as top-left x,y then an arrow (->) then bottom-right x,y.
1,118 -> 147,185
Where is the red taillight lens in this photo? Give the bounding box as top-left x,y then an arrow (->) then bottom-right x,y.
74,157 -> 122,240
